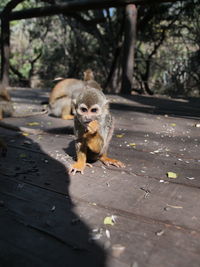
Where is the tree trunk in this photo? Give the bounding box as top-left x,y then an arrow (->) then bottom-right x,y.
104,8 -> 124,93
0,0 -> 25,87
1,18 -> 10,86
141,59 -> 154,95
121,4 -> 137,94
104,44 -> 123,93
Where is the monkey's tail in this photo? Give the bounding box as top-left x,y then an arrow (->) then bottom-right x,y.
53,77 -> 65,82
13,108 -> 49,118
0,121 -> 44,135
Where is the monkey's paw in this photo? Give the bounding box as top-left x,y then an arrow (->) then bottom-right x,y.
87,120 -> 99,134
69,162 -> 92,175
100,155 -> 125,168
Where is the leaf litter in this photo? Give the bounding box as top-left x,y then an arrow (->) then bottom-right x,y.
103,215 -> 117,226
27,122 -> 40,126
166,172 -> 178,179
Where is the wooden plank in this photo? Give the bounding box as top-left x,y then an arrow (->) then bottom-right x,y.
1,108 -> 199,234
1,177 -> 200,267
1,89 -> 200,266
0,178 -> 106,267
1,132 -> 200,232
75,202 -> 200,267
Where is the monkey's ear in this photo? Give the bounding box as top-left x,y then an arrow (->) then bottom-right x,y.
72,99 -> 76,110
103,100 -> 110,109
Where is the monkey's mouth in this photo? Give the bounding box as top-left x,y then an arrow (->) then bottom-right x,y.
83,119 -> 93,131
84,119 -> 93,125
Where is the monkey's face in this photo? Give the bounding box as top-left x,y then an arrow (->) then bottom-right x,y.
76,103 -> 101,127
75,87 -> 109,128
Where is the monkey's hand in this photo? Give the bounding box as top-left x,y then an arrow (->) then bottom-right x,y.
87,120 -> 99,135
69,161 -> 86,175
69,161 -> 92,175
100,155 -> 125,168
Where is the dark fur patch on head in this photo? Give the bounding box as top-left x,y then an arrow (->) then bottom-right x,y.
77,88 -> 106,108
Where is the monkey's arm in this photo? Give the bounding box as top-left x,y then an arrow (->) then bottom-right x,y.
99,154 -> 125,168
69,120 -> 101,175
84,120 -> 104,154
69,141 -> 91,175
98,116 -> 125,168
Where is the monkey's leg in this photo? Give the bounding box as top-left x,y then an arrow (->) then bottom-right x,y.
50,97 -> 73,119
99,154 -> 125,168
61,104 -> 74,120
69,142 -> 92,175
99,115 -> 125,168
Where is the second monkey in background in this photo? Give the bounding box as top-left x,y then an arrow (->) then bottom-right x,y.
49,69 -> 102,119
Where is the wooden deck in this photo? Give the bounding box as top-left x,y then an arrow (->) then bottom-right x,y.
0,87 -> 200,267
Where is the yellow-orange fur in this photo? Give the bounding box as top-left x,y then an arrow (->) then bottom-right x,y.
49,78 -> 85,119
83,120 -> 103,154
49,79 -> 84,104
0,87 -> 14,120
70,120 -> 103,174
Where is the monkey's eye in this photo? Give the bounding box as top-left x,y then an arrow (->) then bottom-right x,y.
91,108 -> 98,113
80,107 -> 88,113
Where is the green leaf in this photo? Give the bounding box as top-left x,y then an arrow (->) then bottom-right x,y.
27,122 -> 40,126
103,216 -> 115,226
167,172 -> 177,179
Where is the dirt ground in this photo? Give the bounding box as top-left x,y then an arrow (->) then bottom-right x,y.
0,87 -> 200,267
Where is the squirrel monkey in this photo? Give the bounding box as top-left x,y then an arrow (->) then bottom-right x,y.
49,69 -> 102,120
69,87 -> 125,175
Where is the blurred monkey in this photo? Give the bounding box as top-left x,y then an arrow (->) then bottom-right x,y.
49,79 -> 86,120
0,85 -> 47,135
0,84 -> 11,157
0,85 -> 14,120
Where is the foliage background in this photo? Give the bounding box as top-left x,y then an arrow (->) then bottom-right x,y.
0,0 -> 199,97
